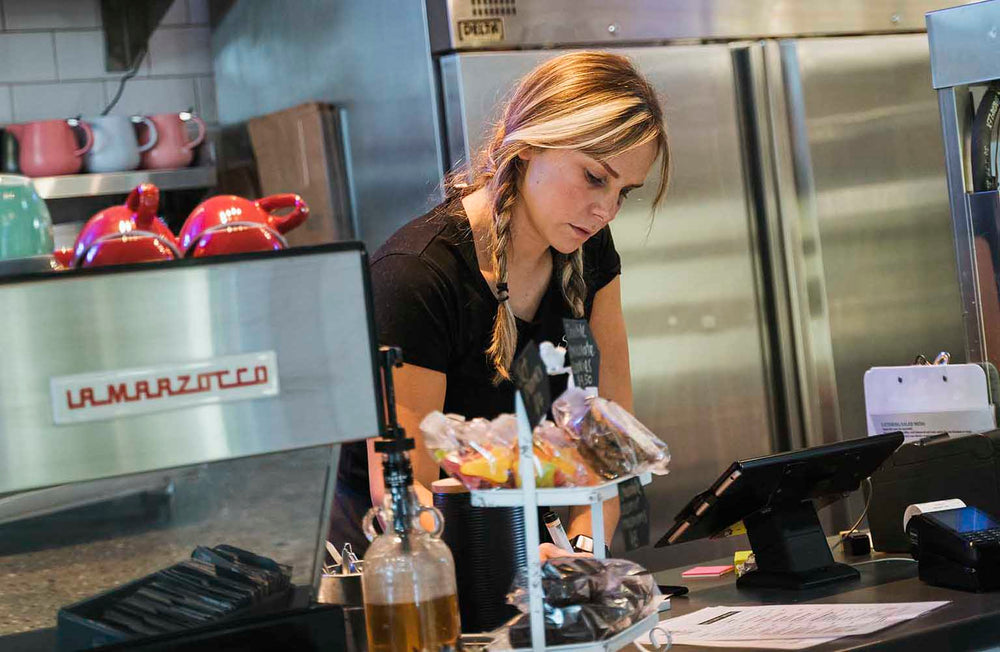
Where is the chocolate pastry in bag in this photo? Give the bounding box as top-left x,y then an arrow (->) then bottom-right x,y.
592,398 -> 670,475
579,404 -> 639,479
507,557 -> 600,607
553,388 -> 635,479
507,603 -> 610,647
588,558 -> 658,629
553,388 -> 670,478
505,557 -> 660,645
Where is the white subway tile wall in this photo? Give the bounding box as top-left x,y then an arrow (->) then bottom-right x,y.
12,81 -> 105,122
194,75 -> 217,124
0,33 -> 57,83
0,0 -> 216,124
3,0 -> 99,30
104,77 -> 198,117
54,30 -> 151,81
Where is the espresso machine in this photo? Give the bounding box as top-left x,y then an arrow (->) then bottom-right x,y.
0,245 -> 381,649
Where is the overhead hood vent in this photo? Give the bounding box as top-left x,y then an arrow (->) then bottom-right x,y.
100,0 -> 174,72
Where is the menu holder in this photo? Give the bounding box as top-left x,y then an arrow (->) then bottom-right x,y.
512,340 -> 551,427
618,476 -> 651,551
562,318 -> 600,390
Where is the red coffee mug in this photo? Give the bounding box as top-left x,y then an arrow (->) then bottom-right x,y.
137,112 -> 206,170
179,193 -> 309,257
5,119 -> 94,177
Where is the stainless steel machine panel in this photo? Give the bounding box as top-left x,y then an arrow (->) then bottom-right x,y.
928,0 -> 1000,89
0,246 -> 380,494
440,46 -> 776,569
928,1 -> 1000,365
428,0 -> 967,53
772,35 -> 966,443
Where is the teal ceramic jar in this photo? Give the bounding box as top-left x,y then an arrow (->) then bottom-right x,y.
0,174 -> 54,260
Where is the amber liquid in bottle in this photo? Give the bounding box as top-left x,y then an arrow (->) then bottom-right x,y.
364,593 -> 460,652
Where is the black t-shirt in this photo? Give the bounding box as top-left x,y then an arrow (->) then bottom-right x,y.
336,198 -> 621,498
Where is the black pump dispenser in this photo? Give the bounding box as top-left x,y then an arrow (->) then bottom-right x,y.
372,346 -> 417,535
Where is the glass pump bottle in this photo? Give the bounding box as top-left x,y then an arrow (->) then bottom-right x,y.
361,347 -> 460,652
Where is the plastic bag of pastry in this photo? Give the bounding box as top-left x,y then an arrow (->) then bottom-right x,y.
507,557 -> 600,608
422,411 -> 602,490
578,404 -> 640,480
503,604 -> 611,647
586,558 -> 658,628
420,411 -> 516,490
590,398 -> 670,476
553,387 -> 671,477
501,557 -> 660,646
517,421 -> 602,488
551,386 -> 592,434
551,387 -> 636,479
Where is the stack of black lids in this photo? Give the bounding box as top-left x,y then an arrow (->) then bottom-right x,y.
433,479 -> 527,633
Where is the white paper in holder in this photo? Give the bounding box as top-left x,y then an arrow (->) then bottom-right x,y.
902,498 -> 967,530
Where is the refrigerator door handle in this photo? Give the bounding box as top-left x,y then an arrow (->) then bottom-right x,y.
760,40 -> 843,450
731,41 -> 803,454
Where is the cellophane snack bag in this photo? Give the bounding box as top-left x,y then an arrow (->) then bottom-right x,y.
420,412 -> 602,489
421,388 -> 669,489
499,557 -> 660,647
552,387 -> 670,478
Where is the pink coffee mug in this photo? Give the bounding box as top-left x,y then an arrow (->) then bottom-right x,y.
137,112 -> 206,170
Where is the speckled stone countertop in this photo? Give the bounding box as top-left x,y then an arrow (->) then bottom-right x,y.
0,448 -> 332,637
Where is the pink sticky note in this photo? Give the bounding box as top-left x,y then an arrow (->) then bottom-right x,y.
682,565 -> 734,578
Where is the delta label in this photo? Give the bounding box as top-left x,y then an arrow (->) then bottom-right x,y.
457,18 -> 504,43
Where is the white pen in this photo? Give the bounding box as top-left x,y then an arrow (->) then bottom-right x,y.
544,511 -> 574,552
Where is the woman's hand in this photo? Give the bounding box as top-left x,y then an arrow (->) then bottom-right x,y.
538,543 -> 591,563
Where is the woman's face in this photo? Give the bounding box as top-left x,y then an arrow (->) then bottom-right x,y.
517,140 -> 658,254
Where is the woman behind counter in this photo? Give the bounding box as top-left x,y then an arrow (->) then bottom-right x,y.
333,50 -> 670,560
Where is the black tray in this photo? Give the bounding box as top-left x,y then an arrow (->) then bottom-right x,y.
57,569 -> 293,651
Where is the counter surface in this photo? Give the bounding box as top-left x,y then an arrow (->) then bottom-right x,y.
649,551 -> 1000,651
7,547 -> 1000,650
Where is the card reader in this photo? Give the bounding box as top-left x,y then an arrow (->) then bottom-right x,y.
908,506 -> 1000,591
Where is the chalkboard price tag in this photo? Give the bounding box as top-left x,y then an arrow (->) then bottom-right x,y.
563,318 -> 600,389
618,477 -> 650,551
511,340 -> 551,427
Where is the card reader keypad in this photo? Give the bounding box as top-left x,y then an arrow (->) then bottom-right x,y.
963,528 -> 1000,544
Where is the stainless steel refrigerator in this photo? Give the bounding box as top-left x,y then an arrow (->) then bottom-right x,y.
430,4 -> 966,569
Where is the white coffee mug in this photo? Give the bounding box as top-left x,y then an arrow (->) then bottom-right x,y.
83,115 -> 158,173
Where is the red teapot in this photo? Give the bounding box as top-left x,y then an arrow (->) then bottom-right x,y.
178,193 -> 308,258
68,183 -> 180,268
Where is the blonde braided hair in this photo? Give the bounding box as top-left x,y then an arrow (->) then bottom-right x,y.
446,51 -> 670,383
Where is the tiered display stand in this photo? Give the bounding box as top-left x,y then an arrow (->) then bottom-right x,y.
470,392 -> 658,651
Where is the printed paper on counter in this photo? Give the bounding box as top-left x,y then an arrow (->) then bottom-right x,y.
655,602 -> 949,642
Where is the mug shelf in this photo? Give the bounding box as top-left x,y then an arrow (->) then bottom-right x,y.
31,166 -> 217,200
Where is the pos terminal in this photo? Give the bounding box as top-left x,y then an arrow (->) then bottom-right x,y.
908,506 -> 1000,592
657,432 -> 904,590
